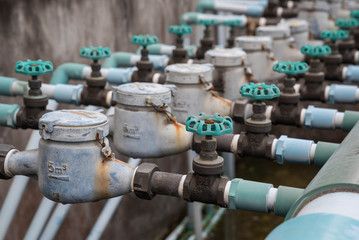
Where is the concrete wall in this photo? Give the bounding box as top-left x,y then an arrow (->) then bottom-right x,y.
0,0 -> 197,239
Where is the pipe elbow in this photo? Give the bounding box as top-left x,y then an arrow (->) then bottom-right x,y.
102,52 -> 134,68
0,103 -> 20,128
5,149 -> 39,178
50,63 -> 87,85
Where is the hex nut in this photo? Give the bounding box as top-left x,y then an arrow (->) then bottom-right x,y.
133,163 -> 159,200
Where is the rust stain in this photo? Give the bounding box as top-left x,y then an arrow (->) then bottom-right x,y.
68,110 -> 97,118
52,192 -> 61,202
111,158 -> 135,168
212,94 -> 232,107
172,121 -> 185,138
94,159 -> 111,199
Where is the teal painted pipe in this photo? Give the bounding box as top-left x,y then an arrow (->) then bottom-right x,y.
102,52 -> 133,69
286,121 -> 359,219
267,213 -> 359,240
313,141 -> 339,166
228,178 -> 303,216
180,12 -> 247,26
136,44 -> 198,58
196,0 -> 215,12
0,77 -> 16,96
342,110 -> 359,131
0,104 -> 20,128
102,52 -> 168,71
50,63 -> 86,85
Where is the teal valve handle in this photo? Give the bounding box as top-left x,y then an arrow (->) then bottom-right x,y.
221,20 -> 242,27
273,61 -> 309,76
168,25 -> 192,37
15,59 -> 53,76
80,46 -> 111,61
131,35 -> 159,47
197,19 -> 218,27
351,10 -> 359,19
335,18 -> 359,29
186,112 -> 233,136
240,83 -> 280,100
320,30 -> 349,42
301,45 -> 332,58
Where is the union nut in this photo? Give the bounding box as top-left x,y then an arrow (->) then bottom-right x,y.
133,163 -> 159,200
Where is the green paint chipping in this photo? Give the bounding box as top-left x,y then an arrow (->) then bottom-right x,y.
314,141 -> 339,166
342,110 -> 359,131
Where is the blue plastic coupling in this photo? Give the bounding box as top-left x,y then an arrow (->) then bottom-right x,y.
328,84 -> 357,104
304,105 -> 338,129
106,68 -> 136,85
53,84 -> 83,105
274,135 -> 314,165
345,65 -> 359,83
0,104 -> 20,128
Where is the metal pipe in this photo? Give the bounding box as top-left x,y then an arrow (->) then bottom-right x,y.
86,158 -> 141,240
151,171 -> 183,198
136,44 -> 198,59
0,100 -> 58,240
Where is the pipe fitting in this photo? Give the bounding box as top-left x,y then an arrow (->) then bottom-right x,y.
0,145 -> 16,179
237,132 -> 275,159
183,173 -> 229,207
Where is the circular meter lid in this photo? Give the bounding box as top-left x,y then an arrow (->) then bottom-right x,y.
256,25 -> 291,40
113,82 -> 172,107
39,110 -> 109,142
281,19 -> 309,34
205,48 -> 247,67
235,36 -> 272,51
299,1 -> 329,11
165,64 -> 212,84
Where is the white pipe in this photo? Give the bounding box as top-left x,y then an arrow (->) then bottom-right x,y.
0,101 -> 58,240
86,158 -> 141,240
165,217 -> 189,240
39,203 -> 71,240
193,202 -> 203,240
267,187 -> 278,212
23,198 -> 56,240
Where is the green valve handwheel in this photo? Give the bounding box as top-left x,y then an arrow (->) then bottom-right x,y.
335,18 -> 359,29
351,10 -> 359,19
131,35 -> 159,47
197,19 -> 218,27
221,20 -> 242,27
320,30 -> 349,42
301,45 -> 332,58
168,25 -> 192,36
15,59 -> 53,76
186,112 -> 233,136
80,46 -> 111,60
273,61 -> 309,76
240,83 -> 280,100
